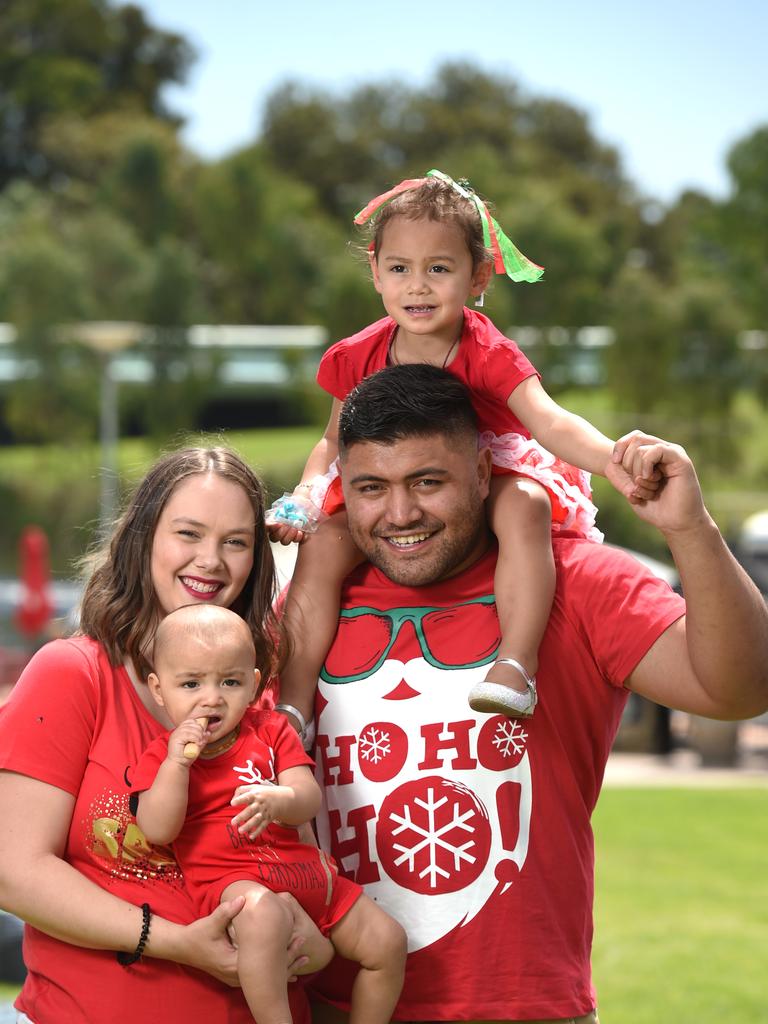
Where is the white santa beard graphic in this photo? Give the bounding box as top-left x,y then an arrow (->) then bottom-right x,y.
316,656 -> 533,952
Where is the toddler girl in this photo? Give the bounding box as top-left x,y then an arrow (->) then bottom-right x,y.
269,170 -> 657,730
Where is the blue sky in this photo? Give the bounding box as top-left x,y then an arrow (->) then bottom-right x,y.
142,0 -> 767,204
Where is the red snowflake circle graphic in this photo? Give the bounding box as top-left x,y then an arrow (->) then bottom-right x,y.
357,722 -> 408,782
476,716 -> 529,771
375,776 -> 491,894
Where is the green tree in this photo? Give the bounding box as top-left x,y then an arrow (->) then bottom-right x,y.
650,127 -> 767,415
137,236 -> 211,439
261,62 -> 633,219
0,0 -> 193,189
0,178 -> 204,444
189,147 -> 344,325
604,264 -> 678,422
0,184 -> 94,442
669,278 -> 745,465
719,127 -> 768,331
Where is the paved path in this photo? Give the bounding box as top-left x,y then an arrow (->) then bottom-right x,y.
604,747 -> 768,787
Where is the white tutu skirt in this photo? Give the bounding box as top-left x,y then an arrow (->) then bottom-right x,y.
480,430 -> 603,542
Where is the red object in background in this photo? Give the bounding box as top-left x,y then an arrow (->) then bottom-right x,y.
15,525 -> 54,638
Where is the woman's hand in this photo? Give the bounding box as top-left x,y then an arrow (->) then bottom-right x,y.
284,929 -> 310,982
170,896 -> 245,986
277,892 -> 334,976
220,893 -> 321,982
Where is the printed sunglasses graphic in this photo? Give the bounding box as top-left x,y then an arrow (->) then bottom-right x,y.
320,596 -> 501,683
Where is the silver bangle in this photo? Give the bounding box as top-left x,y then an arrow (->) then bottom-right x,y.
274,703 -> 309,741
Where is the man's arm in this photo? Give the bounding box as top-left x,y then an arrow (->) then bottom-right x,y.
608,433 -> 768,719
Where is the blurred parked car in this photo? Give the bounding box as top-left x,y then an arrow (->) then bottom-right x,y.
608,546 -> 679,755
687,510 -> 768,766
612,532 -> 768,766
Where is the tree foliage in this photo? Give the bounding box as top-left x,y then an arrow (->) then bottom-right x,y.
0,0 -> 193,188
0,1 -> 765,471
719,128 -> 768,326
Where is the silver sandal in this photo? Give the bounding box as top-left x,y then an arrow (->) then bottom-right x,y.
468,658 -> 538,718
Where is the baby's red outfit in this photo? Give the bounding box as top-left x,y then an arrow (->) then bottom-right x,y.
133,709 -> 360,933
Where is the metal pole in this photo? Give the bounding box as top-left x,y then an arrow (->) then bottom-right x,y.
98,351 -> 119,537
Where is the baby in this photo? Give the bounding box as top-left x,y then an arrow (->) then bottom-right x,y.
133,603 -> 405,1024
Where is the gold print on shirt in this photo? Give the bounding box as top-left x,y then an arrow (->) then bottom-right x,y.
87,791 -> 182,884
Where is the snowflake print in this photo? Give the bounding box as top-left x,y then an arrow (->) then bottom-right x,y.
359,725 -> 391,764
492,720 -> 528,758
376,777 -> 492,895
357,721 -> 408,782
391,788 -> 476,886
476,715 -> 530,770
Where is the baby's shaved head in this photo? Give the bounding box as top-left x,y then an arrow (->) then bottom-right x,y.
152,604 -> 256,673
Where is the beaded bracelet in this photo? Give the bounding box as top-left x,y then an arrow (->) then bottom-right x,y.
116,902 -> 152,966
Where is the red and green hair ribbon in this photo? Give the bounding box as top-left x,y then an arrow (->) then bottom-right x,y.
354,168 -> 544,284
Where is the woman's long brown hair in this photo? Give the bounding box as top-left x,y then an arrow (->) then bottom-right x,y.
78,447 -> 282,683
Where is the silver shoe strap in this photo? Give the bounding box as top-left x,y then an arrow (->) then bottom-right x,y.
494,658 -> 535,687
493,658 -> 538,708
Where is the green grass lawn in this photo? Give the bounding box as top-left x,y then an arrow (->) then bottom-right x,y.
0,425 -> 319,492
592,787 -> 768,1024
0,982 -> 17,1002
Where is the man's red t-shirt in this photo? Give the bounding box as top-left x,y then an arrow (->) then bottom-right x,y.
309,539 -> 684,1020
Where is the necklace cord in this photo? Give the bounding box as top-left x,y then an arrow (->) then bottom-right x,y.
389,329 -> 460,368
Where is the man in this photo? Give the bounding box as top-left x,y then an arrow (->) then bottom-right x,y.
301,364 -> 768,1024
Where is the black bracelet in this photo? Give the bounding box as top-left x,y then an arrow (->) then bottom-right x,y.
116,902 -> 152,966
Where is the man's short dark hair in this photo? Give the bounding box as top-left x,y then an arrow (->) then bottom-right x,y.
338,364 -> 478,453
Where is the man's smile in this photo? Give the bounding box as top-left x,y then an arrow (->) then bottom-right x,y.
384,532 -> 435,548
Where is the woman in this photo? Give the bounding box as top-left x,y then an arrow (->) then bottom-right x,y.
0,447 -> 330,1024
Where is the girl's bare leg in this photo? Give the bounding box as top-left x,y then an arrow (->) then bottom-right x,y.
468,475 -> 554,717
278,512 -> 364,733
328,895 -> 407,1024
223,881 -> 295,1024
